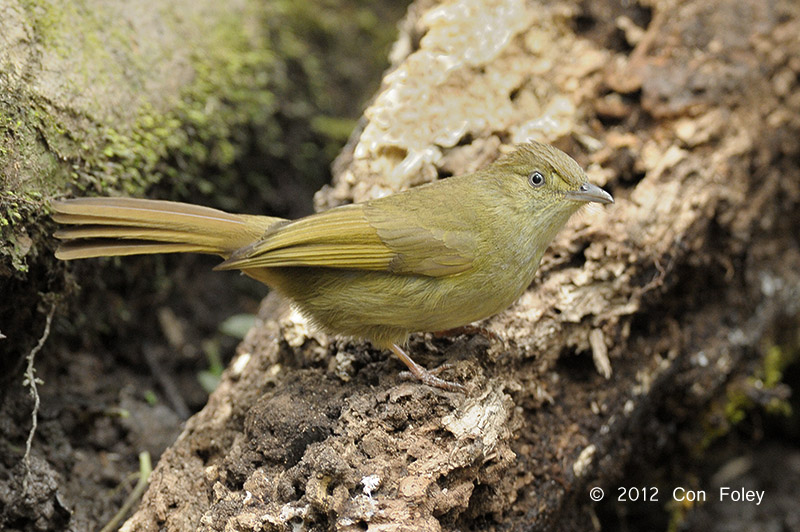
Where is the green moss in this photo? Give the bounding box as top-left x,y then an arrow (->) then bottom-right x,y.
0,190 -> 44,274
758,343 -> 796,416
2,0 -> 409,273
699,338 -> 798,449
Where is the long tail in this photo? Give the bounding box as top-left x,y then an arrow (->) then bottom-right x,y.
52,197 -> 285,260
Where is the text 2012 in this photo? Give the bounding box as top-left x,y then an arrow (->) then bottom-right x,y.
617,487 -> 659,502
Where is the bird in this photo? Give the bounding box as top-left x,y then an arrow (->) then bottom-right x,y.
52,141 -> 613,391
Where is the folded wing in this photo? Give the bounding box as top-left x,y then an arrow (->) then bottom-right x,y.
215,203 -> 475,277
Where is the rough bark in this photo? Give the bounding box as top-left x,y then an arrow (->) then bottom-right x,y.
119,0 -> 800,530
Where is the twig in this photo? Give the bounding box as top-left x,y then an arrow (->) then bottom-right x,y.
22,301 -> 57,493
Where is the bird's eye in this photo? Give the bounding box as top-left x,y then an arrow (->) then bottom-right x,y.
528,171 -> 545,187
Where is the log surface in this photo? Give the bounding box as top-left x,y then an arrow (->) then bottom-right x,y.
122,0 -> 800,530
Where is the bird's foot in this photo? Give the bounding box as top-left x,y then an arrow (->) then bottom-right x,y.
390,344 -> 465,393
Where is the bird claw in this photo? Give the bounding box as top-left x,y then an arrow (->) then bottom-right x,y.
390,344 -> 466,393
398,367 -> 466,393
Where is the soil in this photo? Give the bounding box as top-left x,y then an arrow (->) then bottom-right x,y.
0,255 -> 268,530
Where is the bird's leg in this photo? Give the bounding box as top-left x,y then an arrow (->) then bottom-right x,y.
390,344 -> 465,393
433,324 -> 501,343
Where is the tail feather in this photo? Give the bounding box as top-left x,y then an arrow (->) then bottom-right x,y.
55,240 -> 219,260
52,198 -> 284,260
54,225 -> 230,244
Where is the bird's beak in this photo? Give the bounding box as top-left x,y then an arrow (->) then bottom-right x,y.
567,182 -> 614,204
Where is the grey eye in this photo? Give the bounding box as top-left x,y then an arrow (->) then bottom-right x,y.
528,171 -> 545,187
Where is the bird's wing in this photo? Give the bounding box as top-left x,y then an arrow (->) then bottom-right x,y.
214,202 -> 475,277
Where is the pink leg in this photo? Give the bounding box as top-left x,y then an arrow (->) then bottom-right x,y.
389,344 -> 465,392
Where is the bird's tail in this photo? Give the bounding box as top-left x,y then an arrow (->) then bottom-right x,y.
52,197 -> 285,260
